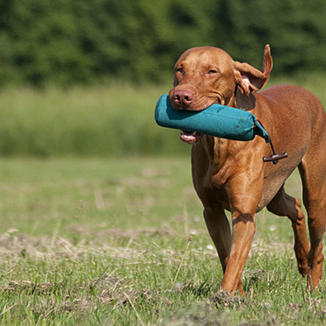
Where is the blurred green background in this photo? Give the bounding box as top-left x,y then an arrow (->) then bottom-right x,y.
0,0 -> 326,157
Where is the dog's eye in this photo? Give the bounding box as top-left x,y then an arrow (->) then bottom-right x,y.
175,67 -> 184,74
208,69 -> 219,74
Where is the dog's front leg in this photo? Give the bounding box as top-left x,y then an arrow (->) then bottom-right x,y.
220,208 -> 256,294
203,204 -> 246,295
220,177 -> 263,295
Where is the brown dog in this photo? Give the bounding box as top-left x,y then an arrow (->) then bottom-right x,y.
169,44 -> 326,295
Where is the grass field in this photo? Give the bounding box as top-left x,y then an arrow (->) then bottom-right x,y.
0,84 -> 186,157
0,73 -> 325,158
1,76 -> 326,324
0,157 -> 325,325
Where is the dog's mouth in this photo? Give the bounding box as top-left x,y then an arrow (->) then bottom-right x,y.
172,94 -> 220,145
180,131 -> 201,144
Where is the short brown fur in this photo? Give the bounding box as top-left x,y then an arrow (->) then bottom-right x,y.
169,45 -> 326,295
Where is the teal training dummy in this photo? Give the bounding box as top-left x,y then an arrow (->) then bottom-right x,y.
155,94 -> 288,164
155,94 -> 270,143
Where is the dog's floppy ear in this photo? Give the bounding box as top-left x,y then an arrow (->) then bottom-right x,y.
233,44 -> 273,96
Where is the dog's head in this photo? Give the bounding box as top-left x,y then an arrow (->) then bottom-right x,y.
169,44 -> 273,110
169,45 -> 273,143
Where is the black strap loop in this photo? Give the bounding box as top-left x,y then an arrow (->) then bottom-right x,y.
256,120 -> 288,164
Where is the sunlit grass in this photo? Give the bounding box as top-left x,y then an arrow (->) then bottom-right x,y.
0,73 -> 325,157
0,157 -> 325,325
0,75 -> 326,323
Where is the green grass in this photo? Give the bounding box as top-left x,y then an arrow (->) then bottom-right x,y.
0,73 -> 326,157
0,157 -> 325,325
0,84 -> 187,157
1,76 -> 326,324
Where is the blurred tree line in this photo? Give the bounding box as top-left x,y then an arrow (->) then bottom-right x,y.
0,0 -> 326,87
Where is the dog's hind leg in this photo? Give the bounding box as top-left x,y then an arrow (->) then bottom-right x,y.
267,185 -> 310,277
298,156 -> 326,289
